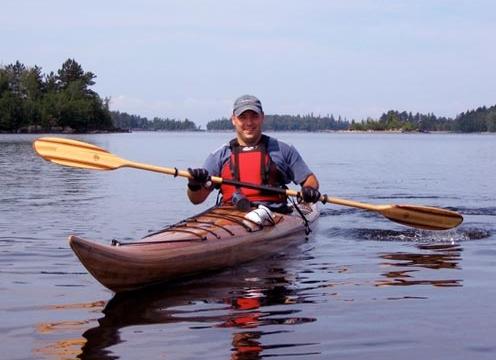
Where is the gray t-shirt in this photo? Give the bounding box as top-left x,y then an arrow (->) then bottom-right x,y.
203,135 -> 313,185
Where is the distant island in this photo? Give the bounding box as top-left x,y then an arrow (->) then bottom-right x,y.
1,59 -> 495,133
1,59 -> 113,133
111,111 -> 197,132
207,108 -> 496,133
0,59 -> 197,133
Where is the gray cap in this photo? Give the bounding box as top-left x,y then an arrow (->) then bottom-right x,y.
233,95 -> 263,116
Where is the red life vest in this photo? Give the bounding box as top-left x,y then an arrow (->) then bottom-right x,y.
220,136 -> 285,204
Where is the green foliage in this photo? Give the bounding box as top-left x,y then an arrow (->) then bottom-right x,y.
206,118 -> 232,130
149,117 -> 197,131
206,114 -> 348,131
209,108 -> 496,133
111,111 -> 198,131
0,59 -> 113,132
486,110 -> 496,132
57,59 -> 96,95
111,111 -> 149,129
0,92 -> 24,130
452,106 -> 496,132
350,107 -> 496,133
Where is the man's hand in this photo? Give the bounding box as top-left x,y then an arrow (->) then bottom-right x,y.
301,186 -> 321,203
187,168 -> 210,191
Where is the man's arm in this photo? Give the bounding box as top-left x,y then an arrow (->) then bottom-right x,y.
187,187 -> 212,204
187,144 -> 229,205
186,168 -> 212,204
301,173 -> 319,190
300,173 -> 321,203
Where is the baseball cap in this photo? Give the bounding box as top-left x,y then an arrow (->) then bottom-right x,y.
233,95 -> 263,116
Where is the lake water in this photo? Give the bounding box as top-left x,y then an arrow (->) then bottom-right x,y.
1,132 -> 495,360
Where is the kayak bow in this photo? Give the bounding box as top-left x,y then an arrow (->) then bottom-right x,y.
70,203 -> 319,292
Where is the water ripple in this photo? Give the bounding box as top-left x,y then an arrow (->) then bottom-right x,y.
455,207 -> 496,216
324,226 -> 491,243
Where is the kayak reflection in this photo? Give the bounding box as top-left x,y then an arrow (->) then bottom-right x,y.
79,260 -> 318,360
376,243 -> 463,288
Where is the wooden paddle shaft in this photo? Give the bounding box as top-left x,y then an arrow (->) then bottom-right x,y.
127,161 -> 294,195
127,160 -> 399,210
126,161 -> 191,178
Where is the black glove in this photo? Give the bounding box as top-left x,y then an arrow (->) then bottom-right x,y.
301,186 -> 321,203
187,168 -> 210,191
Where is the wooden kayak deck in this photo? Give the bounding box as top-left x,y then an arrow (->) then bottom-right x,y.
69,203 -> 319,292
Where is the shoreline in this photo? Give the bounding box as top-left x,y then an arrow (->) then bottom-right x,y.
2,129 -> 494,135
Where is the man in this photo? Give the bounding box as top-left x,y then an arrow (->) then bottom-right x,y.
187,95 -> 321,211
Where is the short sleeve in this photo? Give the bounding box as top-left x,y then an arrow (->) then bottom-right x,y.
202,144 -> 231,177
267,137 -> 313,185
284,144 -> 313,184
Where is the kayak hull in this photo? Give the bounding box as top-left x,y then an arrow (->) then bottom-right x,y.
69,203 -> 319,292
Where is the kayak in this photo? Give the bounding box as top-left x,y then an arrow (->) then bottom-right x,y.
69,203 -> 319,292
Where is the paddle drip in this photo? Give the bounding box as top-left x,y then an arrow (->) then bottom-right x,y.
289,197 -> 311,236
351,227 -> 491,243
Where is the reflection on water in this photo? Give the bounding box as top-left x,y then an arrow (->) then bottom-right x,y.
230,331 -> 319,360
376,243 -> 463,288
37,320 -> 94,334
62,242 -> 466,359
77,262 -> 318,360
34,338 -> 87,360
33,301 -> 105,360
72,231 -> 472,358
44,301 -> 107,311
35,242 -> 466,358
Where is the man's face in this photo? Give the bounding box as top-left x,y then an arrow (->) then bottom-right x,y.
231,110 -> 264,146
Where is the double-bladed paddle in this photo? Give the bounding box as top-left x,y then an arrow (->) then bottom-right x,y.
33,137 -> 463,230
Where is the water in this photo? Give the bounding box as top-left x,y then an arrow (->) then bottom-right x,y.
1,132 -> 495,360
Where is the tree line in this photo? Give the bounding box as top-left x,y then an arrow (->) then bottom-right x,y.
207,107 -> 496,133
0,59 -> 114,133
349,107 -> 496,132
0,59 -> 201,133
2,59 -> 495,133
207,114 -> 349,131
111,111 -> 198,131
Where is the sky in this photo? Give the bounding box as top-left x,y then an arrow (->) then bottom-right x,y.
2,0 -> 495,126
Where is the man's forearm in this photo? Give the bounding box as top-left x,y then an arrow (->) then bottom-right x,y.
301,173 -> 319,189
187,187 -> 212,204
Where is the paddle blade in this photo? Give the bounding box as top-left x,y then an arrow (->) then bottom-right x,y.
379,204 -> 463,230
33,137 -> 126,170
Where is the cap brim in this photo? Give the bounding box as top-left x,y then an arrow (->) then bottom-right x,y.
233,105 -> 263,117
